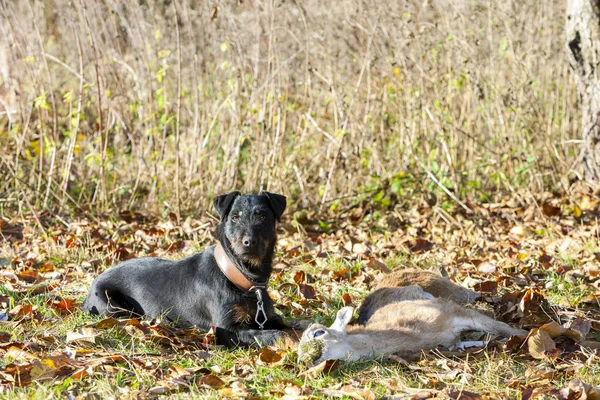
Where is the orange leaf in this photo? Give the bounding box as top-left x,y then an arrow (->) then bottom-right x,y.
342,293 -> 352,306
257,346 -> 286,366
49,298 -> 78,315
332,267 -> 350,281
18,305 -> 34,317
71,367 -> 92,380
16,270 -> 40,283
38,263 -> 55,272
293,271 -> 306,284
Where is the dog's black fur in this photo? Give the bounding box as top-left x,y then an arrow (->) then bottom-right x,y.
82,191 -> 291,346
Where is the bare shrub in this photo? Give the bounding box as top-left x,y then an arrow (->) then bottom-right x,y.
0,0 -> 579,216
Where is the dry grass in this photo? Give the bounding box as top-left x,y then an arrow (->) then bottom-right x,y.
0,0 -> 583,218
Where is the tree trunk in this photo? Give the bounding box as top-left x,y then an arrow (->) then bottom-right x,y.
566,0 -> 600,182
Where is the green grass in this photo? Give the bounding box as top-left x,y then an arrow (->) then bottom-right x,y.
1,199 -> 600,398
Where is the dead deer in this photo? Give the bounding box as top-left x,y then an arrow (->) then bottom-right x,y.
298,285 -> 526,365
357,268 -> 481,324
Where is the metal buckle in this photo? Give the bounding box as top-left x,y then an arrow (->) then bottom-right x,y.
251,286 -> 268,329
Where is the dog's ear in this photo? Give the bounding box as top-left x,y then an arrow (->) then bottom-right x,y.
213,191 -> 241,220
260,191 -> 286,222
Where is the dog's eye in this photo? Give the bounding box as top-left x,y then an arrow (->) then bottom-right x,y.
313,330 -> 326,338
231,215 -> 239,222
260,214 -> 266,221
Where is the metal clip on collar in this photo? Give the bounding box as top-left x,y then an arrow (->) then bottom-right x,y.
250,286 -> 268,329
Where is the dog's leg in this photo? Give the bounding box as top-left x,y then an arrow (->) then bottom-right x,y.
235,328 -> 289,347
215,327 -> 289,347
262,314 -> 292,330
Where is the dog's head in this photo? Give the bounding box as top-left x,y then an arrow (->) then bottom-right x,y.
213,191 -> 286,267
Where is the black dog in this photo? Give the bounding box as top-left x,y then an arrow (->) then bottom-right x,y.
82,191 -> 291,346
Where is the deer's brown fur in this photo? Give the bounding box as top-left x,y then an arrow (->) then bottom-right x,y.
298,285 -> 526,365
358,268 -> 480,324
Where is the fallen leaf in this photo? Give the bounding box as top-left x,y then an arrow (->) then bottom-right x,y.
9,304 -> 34,318
197,374 -> 225,389
564,319 -> 591,342
219,381 -> 250,397
257,346 -> 286,365
16,270 -> 40,283
409,238 -> 434,253
524,365 -> 556,382
30,354 -> 72,380
71,367 -> 93,380
298,283 -> 316,300
4,346 -> 39,361
293,271 -> 306,283
95,318 -> 120,329
323,384 -> 376,400
528,327 -> 559,360
123,324 -> 146,338
49,298 -> 78,315
0,331 -> 10,342
559,380 -> 600,400
66,327 -> 98,345
477,262 -> 496,274
3,363 -> 33,386
541,203 -> 561,217
300,360 -> 341,378
366,257 -> 391,273
447,390 -> 483,400
344,236 -> 368,254
332,267 -> 350,281
473,280 -> 498,294
148,386 -> 168,395
510,226 -> 530,237
168,364 -> 190,380
38,263 -> 54,272
342,293 -> 352,306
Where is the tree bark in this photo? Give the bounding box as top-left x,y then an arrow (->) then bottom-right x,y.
566,0 -> 600,182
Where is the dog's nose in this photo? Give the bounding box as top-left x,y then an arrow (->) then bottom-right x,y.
242,236 -> 257,247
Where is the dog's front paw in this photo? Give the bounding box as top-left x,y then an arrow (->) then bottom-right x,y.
254,329 -> 298,348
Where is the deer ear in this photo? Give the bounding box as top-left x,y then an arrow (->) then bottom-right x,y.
260,191 -> 286,222
213,191 -> 241,220
330,306 -> 353,333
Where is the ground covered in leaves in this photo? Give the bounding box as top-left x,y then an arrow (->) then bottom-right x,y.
1,191 -> 600,399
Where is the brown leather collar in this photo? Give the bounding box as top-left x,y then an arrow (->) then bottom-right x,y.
214,242 -> 266,293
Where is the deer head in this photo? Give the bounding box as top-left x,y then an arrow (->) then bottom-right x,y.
297,306 -> 355,365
